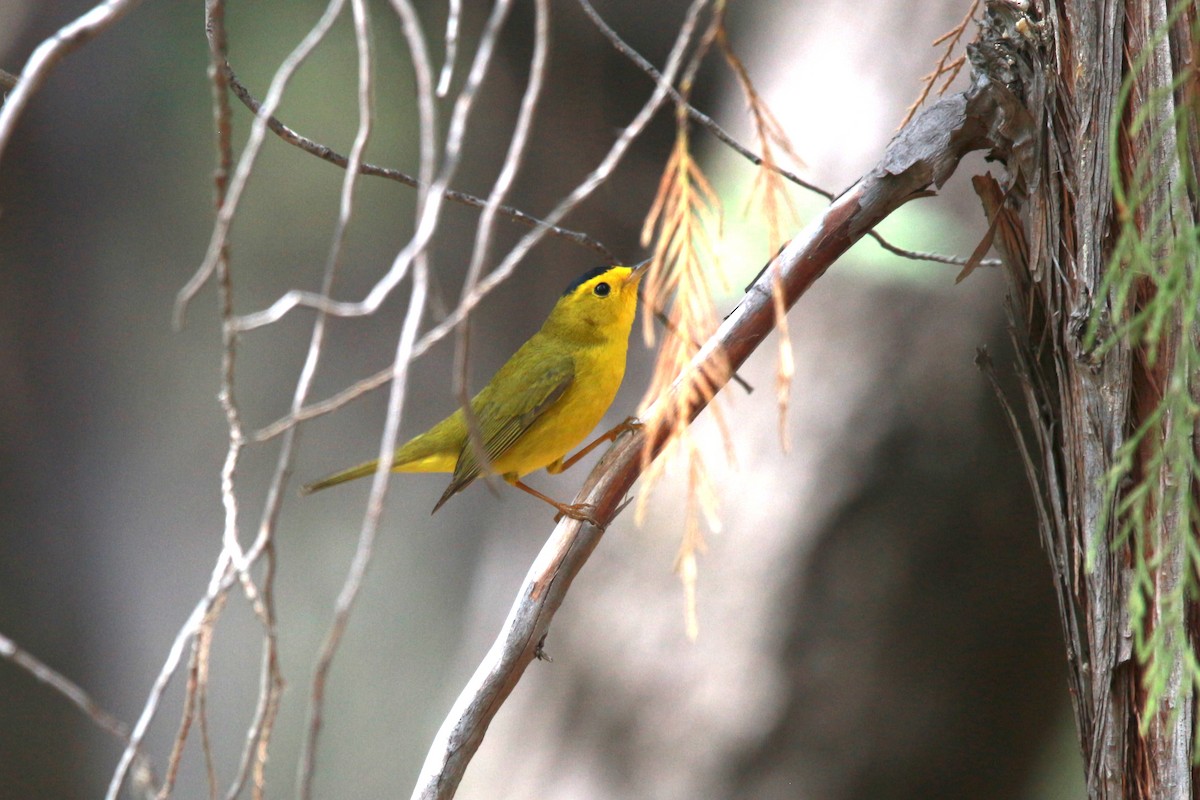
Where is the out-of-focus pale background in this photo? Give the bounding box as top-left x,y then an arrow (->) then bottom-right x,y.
0,0 -> 1085,797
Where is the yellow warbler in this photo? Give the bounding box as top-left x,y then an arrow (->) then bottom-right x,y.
304,262 -> 647,520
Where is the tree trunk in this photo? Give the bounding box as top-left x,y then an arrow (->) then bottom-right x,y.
987,1 -> 1199,796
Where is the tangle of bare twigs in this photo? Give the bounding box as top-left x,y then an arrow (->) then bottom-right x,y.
0,2 -> 1015,799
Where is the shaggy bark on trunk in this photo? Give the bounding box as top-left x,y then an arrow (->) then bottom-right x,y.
982,1 -> 1199,796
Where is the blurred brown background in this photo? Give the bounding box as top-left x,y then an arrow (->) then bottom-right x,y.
0,0 -> 1083,797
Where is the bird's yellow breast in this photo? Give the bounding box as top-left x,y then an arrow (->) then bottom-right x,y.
491,337 -> 628,477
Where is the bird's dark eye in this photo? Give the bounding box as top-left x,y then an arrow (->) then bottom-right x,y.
593,282 -> 611,297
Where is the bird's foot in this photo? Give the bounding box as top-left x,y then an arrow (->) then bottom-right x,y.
552,501 -> 601,526
614,416 -> 644,437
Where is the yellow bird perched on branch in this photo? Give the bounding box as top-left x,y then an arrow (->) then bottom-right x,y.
303,262 -> 648,521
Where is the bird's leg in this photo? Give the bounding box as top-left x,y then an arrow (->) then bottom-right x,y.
546,416 -> 644,475
512,480 -> 600,525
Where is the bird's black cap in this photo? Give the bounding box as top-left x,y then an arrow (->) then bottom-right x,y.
561,265 -> 614,297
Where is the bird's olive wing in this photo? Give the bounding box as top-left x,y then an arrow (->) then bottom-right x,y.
442,356 -> 574,498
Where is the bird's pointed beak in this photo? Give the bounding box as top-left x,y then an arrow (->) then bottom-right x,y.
624,258 -> 651,286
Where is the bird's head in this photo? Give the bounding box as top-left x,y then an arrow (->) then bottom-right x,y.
543,261 -> 648,343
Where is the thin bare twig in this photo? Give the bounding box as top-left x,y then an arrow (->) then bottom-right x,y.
436,0 -> 461,96
453,0 -> 551,491
222,65 -> 615,262
157,595 -> 223,800
202,0 -> 254,790
196,616 -> 218,800
0,0 -> 147,160
198,16 -> 236,791
303,262 -> 431,799
410,70 -> 1014,800
296,0 -> 438,794
254,365 -> 395,441
0,631 -> 138,758
577,0 -> 999,271
211,18 -> 246,618
157,9 -> 236,797
0,68 -> 19,92
174,0 -> 349,327
244,566 -> 282,800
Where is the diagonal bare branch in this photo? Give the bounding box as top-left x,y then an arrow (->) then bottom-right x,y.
410,62 -> 1019,800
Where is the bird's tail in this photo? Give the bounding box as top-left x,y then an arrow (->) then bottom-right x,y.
301,425 -> 461,495
300,459 -> 381,495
